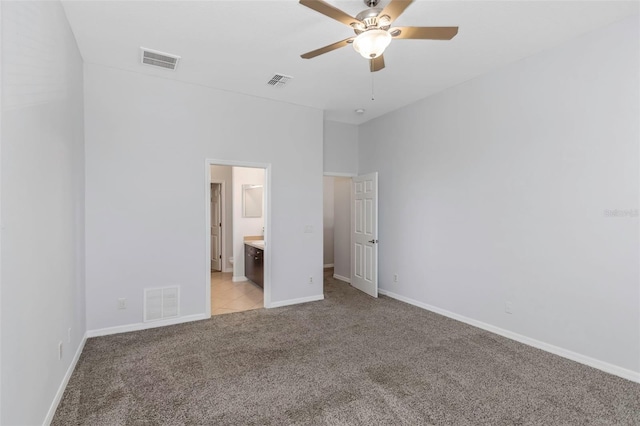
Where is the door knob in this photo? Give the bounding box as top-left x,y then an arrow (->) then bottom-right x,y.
368,239 -> 378,244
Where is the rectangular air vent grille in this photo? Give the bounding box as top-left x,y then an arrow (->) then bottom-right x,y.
267,74 -> 293,88
141,47 -> 180,71
144,286 -> 179,322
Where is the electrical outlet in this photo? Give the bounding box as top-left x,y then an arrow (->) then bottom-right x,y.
309,276 -> 313,284
505,301 -> 513,314
118,298 -> 127,310
58,341 -> 63,360
393,274 -> 398,283
68,328 -> 72,343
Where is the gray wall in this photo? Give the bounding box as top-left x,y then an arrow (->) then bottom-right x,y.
324,121 -> 358,175
323,177 -> 335,266
84,63 -> 324,330
333,177 -> 352,281
323,176 -> 351,278
1,2 -> 86,424
359,16 -> 639,375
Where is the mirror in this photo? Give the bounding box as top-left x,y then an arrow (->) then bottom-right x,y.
242,184 -> 263,218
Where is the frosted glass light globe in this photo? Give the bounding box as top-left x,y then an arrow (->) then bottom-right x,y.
353,29 -> 392,59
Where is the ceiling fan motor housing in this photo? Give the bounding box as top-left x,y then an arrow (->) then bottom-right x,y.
354,8 -> 390,33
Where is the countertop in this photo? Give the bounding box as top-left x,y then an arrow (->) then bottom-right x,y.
245,240 -> 265,250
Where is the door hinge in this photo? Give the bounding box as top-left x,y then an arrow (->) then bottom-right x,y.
219,255 -> 222,259
219,222 -> 222,227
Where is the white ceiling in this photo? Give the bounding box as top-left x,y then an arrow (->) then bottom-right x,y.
61,0 -> 639,125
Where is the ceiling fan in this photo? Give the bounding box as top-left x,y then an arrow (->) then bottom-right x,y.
300,0 -> 458,72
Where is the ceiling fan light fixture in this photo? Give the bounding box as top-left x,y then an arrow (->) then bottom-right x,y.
353,29 -> 391,59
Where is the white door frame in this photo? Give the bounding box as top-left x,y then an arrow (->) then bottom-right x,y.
205,159 -> 272,316
210,180 -> 225,272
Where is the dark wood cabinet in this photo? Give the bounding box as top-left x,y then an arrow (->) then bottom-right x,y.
244,244 -> 264,288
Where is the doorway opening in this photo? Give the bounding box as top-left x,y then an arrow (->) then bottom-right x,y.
323,172 -> 379,298
323,175 -> 353,288
207,161 -> 270,316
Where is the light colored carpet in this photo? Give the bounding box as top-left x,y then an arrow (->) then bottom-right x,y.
53,273 -> 640,425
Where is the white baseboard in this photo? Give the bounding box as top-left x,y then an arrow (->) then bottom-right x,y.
232,276 -> 247,282
323,263 -> 334,268
268,294 -> 324,309
43,332 -> 88,425
223,267 -> 233,273
333,274 -> 351,283
86,313 -> 210,338
378,289 -> 640,384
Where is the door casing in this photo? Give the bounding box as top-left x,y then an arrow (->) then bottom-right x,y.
206,159 -> 271,315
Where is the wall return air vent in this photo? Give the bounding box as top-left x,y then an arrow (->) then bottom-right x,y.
267,73 -> 293,88
140,47 -> 180,70
144,286 -> 180,322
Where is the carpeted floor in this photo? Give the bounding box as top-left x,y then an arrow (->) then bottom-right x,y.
53,273 -> 640,425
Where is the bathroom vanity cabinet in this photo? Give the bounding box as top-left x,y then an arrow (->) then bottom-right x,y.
244,243 -> 264,288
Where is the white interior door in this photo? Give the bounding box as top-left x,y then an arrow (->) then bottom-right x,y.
351,172 -> 378,297
211,183 -> 222,271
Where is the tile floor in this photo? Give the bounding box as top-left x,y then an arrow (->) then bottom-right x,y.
211,271 -> 264,316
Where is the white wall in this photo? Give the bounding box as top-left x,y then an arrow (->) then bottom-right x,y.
1,2 -> 86,424
210,165 -> 233,272
324,120 -> 358,175
323,176 -> 335,266
333,177 -> 351,280
359,16 -> 639,375
84,63 -> 324,330
232,167 -> 265,279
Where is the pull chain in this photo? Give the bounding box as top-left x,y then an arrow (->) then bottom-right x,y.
371,71 -> 375,101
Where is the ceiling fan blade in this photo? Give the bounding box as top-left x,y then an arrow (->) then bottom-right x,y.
299,0 -> 359,27
301,38 -> 354,59
379,0 -> 414,23
391,26 -> 459,40
370,55 -> 385,72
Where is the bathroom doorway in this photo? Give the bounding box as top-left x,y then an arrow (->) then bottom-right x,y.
207,161 -> 270,316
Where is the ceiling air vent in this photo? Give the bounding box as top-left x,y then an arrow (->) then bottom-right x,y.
140,47 -> 180,71
267,74 -> 293,88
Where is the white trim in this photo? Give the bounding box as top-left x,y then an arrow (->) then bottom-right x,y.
323,263 -> 334,268
86,313 -> 209,338
268,294 -> 324,309
378,289 -> 640,384
222,267 -> 233,273
333,274 -> 351,283
323,172 -> 357,177
43,332 -> 88,425
205,165 -> 212,316
232,276 -> 248,282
